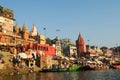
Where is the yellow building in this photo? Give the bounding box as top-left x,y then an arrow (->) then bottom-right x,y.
39,34 -> 46,44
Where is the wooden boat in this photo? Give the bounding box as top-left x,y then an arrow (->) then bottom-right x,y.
39,65 -> 80,72
81,65 -> 109,70
83,60 -> 109,70
111,65 -> 120,69
110,61 -> 120,69
93,65 -> 109,70
68,65 -> 81,71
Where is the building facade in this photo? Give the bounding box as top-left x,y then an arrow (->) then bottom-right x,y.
0,6 -> 45,51
0,6 -> 14,35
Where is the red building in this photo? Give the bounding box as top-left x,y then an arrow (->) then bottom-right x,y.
76,34 -> 86,56
18,43 -> 56,56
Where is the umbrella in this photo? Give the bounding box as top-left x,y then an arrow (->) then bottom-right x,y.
0,54 -> 4,58
18,52 -> 27,59
70,57 -> 76,60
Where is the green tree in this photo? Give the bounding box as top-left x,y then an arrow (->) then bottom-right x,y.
46,38 -> 52,45
101,46 -> 108,51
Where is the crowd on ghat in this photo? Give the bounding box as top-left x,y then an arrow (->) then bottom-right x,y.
8,48 -> 37,75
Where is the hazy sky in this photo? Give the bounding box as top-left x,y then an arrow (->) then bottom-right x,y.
1,0 -> 120,47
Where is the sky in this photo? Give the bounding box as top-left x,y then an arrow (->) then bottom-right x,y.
0,0 -> 120,48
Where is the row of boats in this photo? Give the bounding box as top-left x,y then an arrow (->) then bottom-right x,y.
39,57 -> 120,72
39,65 -> 81,72
39,63 -> 120,72
39,64 -> 120,72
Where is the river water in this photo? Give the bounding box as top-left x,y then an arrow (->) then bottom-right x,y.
1,69 -> 120,80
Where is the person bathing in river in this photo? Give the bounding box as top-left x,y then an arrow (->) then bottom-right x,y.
0,58 -> 4,63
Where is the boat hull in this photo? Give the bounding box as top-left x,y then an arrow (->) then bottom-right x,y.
111,65 -> 120,69
39,65 -> 80,72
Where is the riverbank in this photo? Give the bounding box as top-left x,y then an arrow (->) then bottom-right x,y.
0,51 -> 41,76
0,51 -> 119,76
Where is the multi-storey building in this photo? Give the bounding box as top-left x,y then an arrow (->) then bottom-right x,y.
0,6 -> 14,34
0,6 -> 45,51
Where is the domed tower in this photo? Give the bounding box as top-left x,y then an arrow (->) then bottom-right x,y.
76,34 -> 86,56
14,24 -> 20,35
22,23 -> 29,41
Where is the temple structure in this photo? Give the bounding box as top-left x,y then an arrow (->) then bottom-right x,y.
0,6 -> 45,51
76,34 -> 86,56
30,24 -> 37,37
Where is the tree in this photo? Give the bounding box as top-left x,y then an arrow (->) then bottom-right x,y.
101,46 -> 108,51
46,38 -> 52,45
91,45 -> 96,49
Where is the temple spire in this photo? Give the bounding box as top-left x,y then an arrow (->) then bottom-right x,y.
22,23 -> 28,33
14,23 -> 20,35
76,33 -> 86,56
30,24 -> 37,37
22,23 -> 29,41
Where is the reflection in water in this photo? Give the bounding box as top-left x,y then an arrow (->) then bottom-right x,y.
1,69 -> 120,80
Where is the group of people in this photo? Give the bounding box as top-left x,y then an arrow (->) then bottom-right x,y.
9,48 -> 36,75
